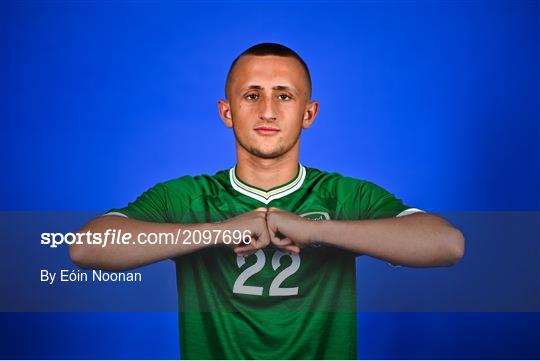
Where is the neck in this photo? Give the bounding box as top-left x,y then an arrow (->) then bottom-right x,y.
235,146 -> 300,191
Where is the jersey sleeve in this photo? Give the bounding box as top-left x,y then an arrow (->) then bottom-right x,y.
104,182 -> 170,223
361,181 -> 413,219
337,177 -> 424,220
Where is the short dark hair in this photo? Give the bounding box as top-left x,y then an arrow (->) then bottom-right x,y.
225,43 -> 312,99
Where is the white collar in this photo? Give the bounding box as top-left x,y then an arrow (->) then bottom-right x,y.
229,163 -> 306,204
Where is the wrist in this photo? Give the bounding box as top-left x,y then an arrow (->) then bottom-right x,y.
208,220 -> 248,247
184,222 -> 228,247
308,219 -> 328,246
309,220 -> 337,247
210,221 -> 228,246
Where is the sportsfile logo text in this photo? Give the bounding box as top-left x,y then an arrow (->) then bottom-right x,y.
40,229 -> 253,248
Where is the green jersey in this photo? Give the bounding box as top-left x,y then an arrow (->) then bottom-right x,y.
107,163 -> 420,359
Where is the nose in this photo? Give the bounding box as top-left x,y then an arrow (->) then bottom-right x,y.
258,95 -> 277,121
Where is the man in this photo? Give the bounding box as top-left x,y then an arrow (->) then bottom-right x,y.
70,43 -> 464,359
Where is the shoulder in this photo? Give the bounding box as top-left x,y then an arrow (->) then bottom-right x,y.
157,168 -> 230,201
304,165 -> 383,199
304,166 -> 414,219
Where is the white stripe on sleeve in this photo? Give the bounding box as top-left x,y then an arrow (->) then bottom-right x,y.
396,207 -> 425,218
102,212 -> 129,218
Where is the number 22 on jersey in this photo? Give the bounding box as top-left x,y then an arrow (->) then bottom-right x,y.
233,249 -> 300,297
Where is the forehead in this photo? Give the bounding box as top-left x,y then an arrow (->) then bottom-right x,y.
230,55 -> 308,89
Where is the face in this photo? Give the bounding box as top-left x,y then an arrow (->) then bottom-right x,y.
219,55 -> 318,160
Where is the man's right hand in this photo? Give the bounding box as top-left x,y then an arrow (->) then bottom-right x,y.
219,207 -> 271,257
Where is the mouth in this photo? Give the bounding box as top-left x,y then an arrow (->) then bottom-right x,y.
254,126 -> 280,136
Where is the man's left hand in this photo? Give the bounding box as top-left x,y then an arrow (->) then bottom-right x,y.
266,207 -> 314,254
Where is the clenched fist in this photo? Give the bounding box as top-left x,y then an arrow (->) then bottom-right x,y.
219,207 -> 316,257
218,207 -> 270,257
266,207 -> 314,254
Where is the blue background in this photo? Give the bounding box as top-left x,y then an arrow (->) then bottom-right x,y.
1,0 -> 539,359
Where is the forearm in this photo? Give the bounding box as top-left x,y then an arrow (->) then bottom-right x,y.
313,213 -> 464,267
69,216 -> 223,271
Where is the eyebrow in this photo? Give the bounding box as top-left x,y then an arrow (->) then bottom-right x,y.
243,85 -> 298,93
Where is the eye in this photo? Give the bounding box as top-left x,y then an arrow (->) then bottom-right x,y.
278,94 -> 291,101
245,93 -> 259,101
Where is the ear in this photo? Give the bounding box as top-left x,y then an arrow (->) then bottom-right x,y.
218,99 -> 233,128
302,100 -> 319,129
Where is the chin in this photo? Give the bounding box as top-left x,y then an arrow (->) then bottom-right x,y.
250,147 -> 287,159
